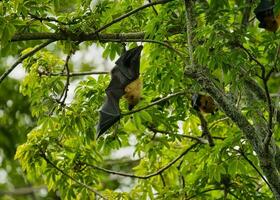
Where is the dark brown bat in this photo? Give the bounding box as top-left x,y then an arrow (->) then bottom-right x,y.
97,45 -> 143,138
254,0 -> 280,32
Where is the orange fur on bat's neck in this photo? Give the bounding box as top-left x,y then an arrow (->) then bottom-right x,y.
199,95 -> 217,114
124,78 -> 142,110
263,14 -> 280,32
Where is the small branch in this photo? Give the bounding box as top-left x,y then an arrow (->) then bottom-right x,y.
83,143 -> 199,179
238,44 -> 266,72
93,0 -> 173,34
147,125 -> 209,144
186,187 -> 224,200
148,0 -> 159,15
104,38 -> 187,64
209,117 -> 229,130
0,39 -> 54,85
197,111 -> 214,147
237,149 -> 273,193
240,0 -> 253,29
45,71 -> 110,77
121,91 -> 186,116
159,173 -> 166,187
40,153 -> 107,200
28,13 -> 78,25
59,54 -> 72,106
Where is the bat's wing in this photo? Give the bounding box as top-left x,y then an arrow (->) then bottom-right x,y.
115,45 -> 143,82
97,45 -> 143,138
254,0 -> 275,28
97,90 -> 122,137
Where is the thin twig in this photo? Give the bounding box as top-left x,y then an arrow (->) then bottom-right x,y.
236,149 -> 273,193
159,173 -> 166,187
59,54 -> 72,106
101,38 -> 187,64
186,187 -> 224,200
83,143 -> 199,179
121,91 -> 186,116
43,71 -> 110,77
148,0 -> 159,15
0,40 -> 54,85
209,117 -> 229,130
238,44 -> 266,72
40,153 -> 107,200
240,0 -> 253,29
28,13 -> 79,25
94,0 -> 172,34
147,125 -> 209,144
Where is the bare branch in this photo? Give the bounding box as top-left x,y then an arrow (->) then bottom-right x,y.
0,40 -> 54,84
83,143 -> 199,179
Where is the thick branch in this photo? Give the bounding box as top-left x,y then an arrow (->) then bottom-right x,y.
185,68 -> 280,199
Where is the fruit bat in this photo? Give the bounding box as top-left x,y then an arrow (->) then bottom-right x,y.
192,94 -> 217,114
97,45 -> 143,138
254,0 -> 280,32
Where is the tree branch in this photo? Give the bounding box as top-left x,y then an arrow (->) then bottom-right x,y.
121,91 -> 186,116
83,142 -> 199,179
43,71 -> 110,77
40,153 -> 107,200
240,0 -> 253,29
0,40 -> 54,85
59,53 -> 72,106
93,0 -> 173,35
237,149 -> 273,193
186,187 -> 224,200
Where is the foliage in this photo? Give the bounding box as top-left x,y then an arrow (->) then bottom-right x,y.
0,0 -> 280,199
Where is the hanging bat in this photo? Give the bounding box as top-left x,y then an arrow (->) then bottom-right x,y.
192,94 -> 217,114
254,0 -> 280,32
97,45 -> 143,138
